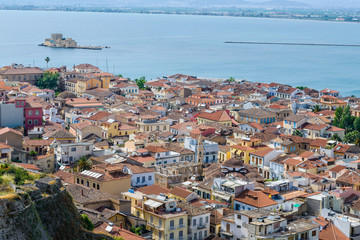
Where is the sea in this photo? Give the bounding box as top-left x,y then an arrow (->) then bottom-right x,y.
0,10 -> 360,96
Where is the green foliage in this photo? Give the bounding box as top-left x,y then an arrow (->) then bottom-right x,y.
333,106 -> 353,131
312,105 -> 321,113
0,164 -> 34,185
115,74 -> 123,78
226,77 -> 235,82
77,156 -> 92,171
354,117 -> 360,131
29,151 -> 38,157
330,134 -> 342,142
135,76 -> 146,90
36,71 -> 59,90
344,130 -> 360,144
296,86 -> 307,90
45,56 -> 50,68
81,214 -> 94,231
113,237 -> 125,240
292,129 -> 303,137
130,225 -> 146,236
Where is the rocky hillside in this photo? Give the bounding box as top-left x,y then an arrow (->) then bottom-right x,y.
0,177 -> 113,240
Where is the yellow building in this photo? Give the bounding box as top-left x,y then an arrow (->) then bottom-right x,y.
320,95 -> 347,110
230,138 -> 267,164
218,146 -> 232,163
76,77 -> 102,94
134,194 -> 188,240
122,190 -> 144,215
74,163 -> 132,197
196,110 -> 232,126
101,121 -> 138,138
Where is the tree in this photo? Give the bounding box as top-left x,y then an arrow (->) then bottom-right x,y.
354,117 -> 360,131
77,156 -> 91,171
226,77 -> 235,82
36,71 -> 59,90
81,214 -> 94,231
29,151 -> 37,157
296,86 -> 307,90
292,129 -> 303,137
312,105 -> 321,113
135,76 -> 146,90
344,130 -> 360,144
115,74 -> 123,78
333,106 -> 354,131
330,134 -> 342,142
45,57 -> 50,68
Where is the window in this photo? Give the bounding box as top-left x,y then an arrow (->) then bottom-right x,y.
159,232 -> 162,239
28,110 -> 33,115
16,101 -> 19,106
237,214 -> 241,219
206,216 -> 209,223
179,218 -> 183,226
137,177 -> 140,183
142,176 -> 145,183
204,230 -> 207,237
97,184 -> 100,190
148,176 -> 152,181
77,178 -> 79,184
194,232 -> 197,240
93,183 -> 96,188
28,120 -> 32,125
35,110 -> 40,115
199,231 -> 202,239
179,230 -> 183,238
86,181 -> 89,187
34,119 -> 38,125
193,219 -> 196,226
81,179 -> 84,184
150,215 -> 153,223
71,147 -> 76,152
86,146 -> 90,151
312,230 -> 317,236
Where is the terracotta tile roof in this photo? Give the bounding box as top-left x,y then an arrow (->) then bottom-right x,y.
250,148 -> 274,157
327,126 -> 345,132
169,186 -> 194,199
334,144 -> 352,153
310,138 -> 328,148
329,165 -> 346,173
337,169 -> 360,185
71,121 -> 92,130
118,124 -> 137,130
53,170 -> 75,184
248,122 -> 264,131
95,222 -> 145,240
23,138 -> 52,146
303,123 -> 328,131
128,156 -> 156,163
197,110 -> 231,122
319,222 -> 350,240
48,129 -> 75,139
137,184 -> 170,195
284,158 -> 303,166
0,127 -> 23,136
235,189 -> 277,208
88,111 -> 111,121
145,145 -> 168,153
14,163 -> 41,171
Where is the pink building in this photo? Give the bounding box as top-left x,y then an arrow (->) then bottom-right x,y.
15,98 -> 43,132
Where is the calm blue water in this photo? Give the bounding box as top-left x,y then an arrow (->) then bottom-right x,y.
0,10 -> 360,96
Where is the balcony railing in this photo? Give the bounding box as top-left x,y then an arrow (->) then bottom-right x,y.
169,225 -> 177,231
147,222 -> 155,227
178,224 -> 185,229
198,224 -> 207,229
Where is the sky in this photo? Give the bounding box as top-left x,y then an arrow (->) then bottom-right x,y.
2,0 -> 360,8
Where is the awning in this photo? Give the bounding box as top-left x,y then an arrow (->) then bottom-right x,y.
212,191 -> 231,201
144,199 -> 162,208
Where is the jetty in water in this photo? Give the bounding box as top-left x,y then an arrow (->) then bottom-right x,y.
39,33 -> 110,50
225,41 -> 360,47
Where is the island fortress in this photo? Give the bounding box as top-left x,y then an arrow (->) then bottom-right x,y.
43,33 -> 77,48
40,33 -> 109,50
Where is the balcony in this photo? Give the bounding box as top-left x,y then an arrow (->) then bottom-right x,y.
169,225 -> 177,231
147,222 -> 155,228
178,237 -> 184,240
178,224 -> 185,229
197,224 -> 207,229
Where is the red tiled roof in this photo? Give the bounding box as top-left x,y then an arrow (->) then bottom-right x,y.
169,186 -> 194,199
197,110 -> 231,122
235,189 -> 277,208
329,165 -> 346,173
137,184 -> 170,195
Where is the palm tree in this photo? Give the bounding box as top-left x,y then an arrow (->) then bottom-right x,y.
77,156 -> 91,171
312,105 -> 321,113
45,57 -> 50,68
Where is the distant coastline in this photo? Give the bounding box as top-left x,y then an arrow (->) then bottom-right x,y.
1,5 -> 360,24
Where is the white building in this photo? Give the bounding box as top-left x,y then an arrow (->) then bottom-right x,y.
184,137 -> 219,163
122,164 -> 155,188
53,142 -> 93,166
178,201 -> 210,240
